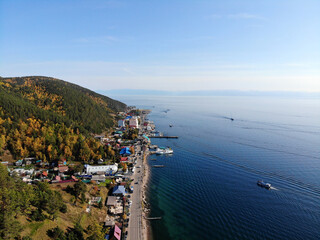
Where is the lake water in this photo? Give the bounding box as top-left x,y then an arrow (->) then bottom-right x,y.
115,96 -> 320,240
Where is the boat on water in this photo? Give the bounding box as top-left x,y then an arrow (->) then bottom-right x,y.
169,124 -> 173,127
153,165 -> 165,168
155,147 -> 173,155
257,180 -> 271,189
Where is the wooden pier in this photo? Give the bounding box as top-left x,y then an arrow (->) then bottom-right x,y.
145,217 -> 162,220
149,136 -> 179,139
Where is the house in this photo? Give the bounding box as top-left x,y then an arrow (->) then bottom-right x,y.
85,164 -> 118,175
106,196 -> 117,207
42,171 -> 48,177
12,168 -> 34,176
91,175 -> 106,182
91,197 -> 102,204
112,185 -> 126,196
94,135 -> 105,141
71,175 -> 78,181
15,160 -> 23,166
120,157 -> 128,162
58,166 -> 69,173
98,159 -> 105,164
129,117 -> 139,128
118,120 -> 125,128
120,147 -> 131,156
110,224 -> 121,240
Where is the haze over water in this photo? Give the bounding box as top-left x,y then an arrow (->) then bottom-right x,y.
117,96 -> 320,240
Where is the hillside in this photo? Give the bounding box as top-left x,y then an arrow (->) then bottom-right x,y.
0,76 -> 126,162
0,76 -> 126,133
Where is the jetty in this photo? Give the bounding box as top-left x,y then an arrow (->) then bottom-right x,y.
145,217 -> 162,220
153,165 -> 165,168
149,136 -> 178,139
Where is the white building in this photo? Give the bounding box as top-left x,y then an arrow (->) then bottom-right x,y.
85,164 -> 118,174
129,117 -> 139,128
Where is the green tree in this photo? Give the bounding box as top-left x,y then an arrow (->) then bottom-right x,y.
86,221 -> 104,240
47,226 -> 66,240
73,181 -> 87,203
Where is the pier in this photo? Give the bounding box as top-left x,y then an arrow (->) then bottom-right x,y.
149,136 -> 179,139
145,217 -> 162,220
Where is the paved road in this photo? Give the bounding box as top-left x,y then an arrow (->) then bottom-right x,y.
127,145 -> 145,240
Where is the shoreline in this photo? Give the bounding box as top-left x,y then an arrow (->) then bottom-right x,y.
141,150 -> 152,240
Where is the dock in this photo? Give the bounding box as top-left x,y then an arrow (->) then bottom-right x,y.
149,136 -> 178,139
145,217 -> 162,220
153,165 -> 165,168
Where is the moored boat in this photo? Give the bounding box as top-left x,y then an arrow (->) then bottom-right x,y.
155,147 -> 173,155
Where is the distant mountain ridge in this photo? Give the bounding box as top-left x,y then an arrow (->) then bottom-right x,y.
0,76 -> 126,133
98,89 -> 320,98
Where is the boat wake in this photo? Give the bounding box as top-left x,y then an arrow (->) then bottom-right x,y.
269,186 -> 279,191
172,142 -> 320,199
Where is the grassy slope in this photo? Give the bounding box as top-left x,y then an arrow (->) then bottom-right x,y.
20,183 -> 109,239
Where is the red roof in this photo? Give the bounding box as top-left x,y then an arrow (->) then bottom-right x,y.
71,176 -> 78,181
42,171 -> 48,177
120,157 -> 128,162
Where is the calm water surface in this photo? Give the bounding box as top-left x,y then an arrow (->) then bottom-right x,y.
116,96 -> 320,240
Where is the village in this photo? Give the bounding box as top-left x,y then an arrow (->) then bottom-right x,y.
2,107 -> 161,240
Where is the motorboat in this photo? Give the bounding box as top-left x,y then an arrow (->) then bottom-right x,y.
155,147 -> 173,155
257,180 -> 271,189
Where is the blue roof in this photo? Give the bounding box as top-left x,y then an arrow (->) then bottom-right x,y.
120,147 -> 131,155
113,185 -> 126,195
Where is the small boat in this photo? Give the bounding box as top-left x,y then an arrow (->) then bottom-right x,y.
230,118 -> 234,121
155,147 -> 173,155
153,165 -> 165,168
257,180 -> 271,189
169,124 -> 173,127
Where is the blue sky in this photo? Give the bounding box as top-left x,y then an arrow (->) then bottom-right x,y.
1,0 -> 319,92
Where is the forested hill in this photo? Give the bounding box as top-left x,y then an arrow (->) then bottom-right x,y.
0,76 -> 126,162
0,76 -> 126,133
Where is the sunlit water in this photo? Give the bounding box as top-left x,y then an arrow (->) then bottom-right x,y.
114,96 -> 320,240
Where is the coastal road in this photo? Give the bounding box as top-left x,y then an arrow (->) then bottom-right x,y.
127,146 -> 145,240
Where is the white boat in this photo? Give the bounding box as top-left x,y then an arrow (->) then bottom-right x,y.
155,147 -> 173,155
